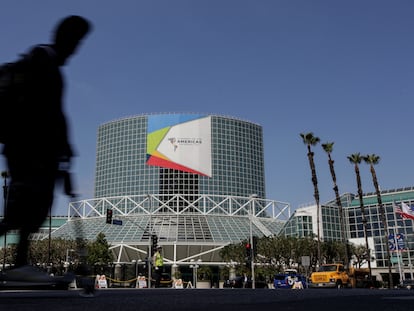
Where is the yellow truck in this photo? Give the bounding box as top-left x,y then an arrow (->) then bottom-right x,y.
309,263 -> 350,288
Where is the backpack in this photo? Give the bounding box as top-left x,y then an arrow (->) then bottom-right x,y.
0,45 -> 56,145
0,55 -> 33,144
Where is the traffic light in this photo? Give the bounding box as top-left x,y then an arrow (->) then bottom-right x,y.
245,242 -> 251,257
151,234 -> 158,253
106,209 -> 113,224
245,242 -> 252,267
252,236 -> 258,258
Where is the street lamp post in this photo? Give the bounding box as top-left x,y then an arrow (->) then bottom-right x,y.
249,194 -> 257,289
66,248 -> 75,263
393,233 -> 403,284
147,194 -> 153,288
64,248 -> 75,272
132,259 -> 142,288
190,259 -> 201,288
389,226 -> 405,287
137,259 -> 142,277
407,249 -> 414,280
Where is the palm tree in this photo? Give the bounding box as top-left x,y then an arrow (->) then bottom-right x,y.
322,142 -> 349,268
363,154 -> 393,288
300,132 -> 321,264
347,153 -> 372,280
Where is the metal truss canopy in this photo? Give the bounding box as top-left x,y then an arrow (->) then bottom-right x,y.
55,194 -> 290,265
67,194 -> 291,220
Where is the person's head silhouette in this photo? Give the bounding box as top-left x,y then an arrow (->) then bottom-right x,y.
52,15 -> 92,66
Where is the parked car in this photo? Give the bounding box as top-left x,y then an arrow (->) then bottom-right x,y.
399,279 -> 414,290
273,269 -> 307,289
223,276 -> 268,288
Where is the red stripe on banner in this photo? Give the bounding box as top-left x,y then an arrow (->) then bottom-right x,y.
146,155 -> 209,176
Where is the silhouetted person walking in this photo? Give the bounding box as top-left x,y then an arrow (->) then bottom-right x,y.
0,15 -> 91,280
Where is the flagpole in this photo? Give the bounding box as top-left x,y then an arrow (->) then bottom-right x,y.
393,200 -> 414,286
409,208 -> 414,280
407,248 -> 413,280
394,232 -> 404,283
389,203 -> 404,284
400,202 -> 414,280
403,201 -> 414,280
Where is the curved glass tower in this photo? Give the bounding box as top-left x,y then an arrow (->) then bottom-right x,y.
54,113 -> 290,268
95,113 -> 265,200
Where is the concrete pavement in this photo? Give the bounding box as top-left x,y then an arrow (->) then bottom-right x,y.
0,288 -> 413,311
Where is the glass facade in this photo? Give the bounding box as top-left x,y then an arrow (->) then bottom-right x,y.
282,214 -> 313,238
321,205 -> 343,241
346,190 -> 414,269
95,113 -> 265,201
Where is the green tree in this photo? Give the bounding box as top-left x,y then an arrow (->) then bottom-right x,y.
220,242 -> 247,265
87,232 -> 113,266
220,241 -> 254,276
363,154 -> 393,288
28,238 -> 79,267
197,265 -> 212,281
300,132 -> 321,263
0,244 -> 16,267
322,241 -> 347,264
219,243 -> 241,279
296,235 -> 319,270
349,244 -> 370,268
322,142 -> 349,267
270,235 -> 292,269
347,153 -> 372,279
228,235 -> 324,273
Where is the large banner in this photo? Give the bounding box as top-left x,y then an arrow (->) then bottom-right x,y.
146,114 -> 212,177
388,233 -> 406,252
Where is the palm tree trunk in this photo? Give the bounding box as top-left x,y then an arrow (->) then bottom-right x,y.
328,155 -> 349,268
307,147 -> 321,264
370,166 -> 393,288
355,165 -> 372,280
301,133 -> 321,265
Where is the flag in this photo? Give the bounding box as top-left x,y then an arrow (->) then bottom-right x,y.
395,202 -> 414,221
393,202 -> 402,214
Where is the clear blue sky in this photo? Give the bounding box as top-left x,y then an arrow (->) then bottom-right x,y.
1,0 -> 413,215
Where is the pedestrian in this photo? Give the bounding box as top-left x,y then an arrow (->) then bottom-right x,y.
0,15 -> 92,281
153,246 -> 164,287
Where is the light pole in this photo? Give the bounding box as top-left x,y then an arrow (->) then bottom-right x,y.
249,194 -> 257,289
64,248 -> 75,272
389,226 -> 404,287
147,194 -> 153,288
137,259 -> 142,277
66,248 -> 75,263
132,259 -> 142,288
407,250 -> 414,280
190,259 -> 201,288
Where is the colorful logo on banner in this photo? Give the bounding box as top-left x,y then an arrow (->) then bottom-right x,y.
146,114 -> 212,177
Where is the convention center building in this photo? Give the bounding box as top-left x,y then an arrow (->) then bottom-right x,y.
51,113 -> 291,274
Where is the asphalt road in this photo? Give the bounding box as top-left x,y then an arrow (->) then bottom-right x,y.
0,288 -> 413,311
